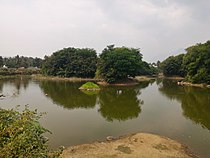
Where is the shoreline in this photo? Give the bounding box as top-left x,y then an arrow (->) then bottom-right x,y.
61,132 -> 197,158
31,75 -> 101,82
177,81 -> 210,88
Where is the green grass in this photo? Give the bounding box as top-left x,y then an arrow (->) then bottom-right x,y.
79,82 -> 100,90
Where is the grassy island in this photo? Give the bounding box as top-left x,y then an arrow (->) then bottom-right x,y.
79,82 -> 100,91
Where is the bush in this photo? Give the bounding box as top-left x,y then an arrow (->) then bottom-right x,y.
0,106 -> 62,158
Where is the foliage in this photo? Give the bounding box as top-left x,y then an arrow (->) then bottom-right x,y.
0,56 -> 3,67
160,40 -> 210,84
160,54 -> 185,77
42,47 -> 97,78
3,55 -> 43,68
139,61 -> 158,76
0,68 -> 41,76
0,106 -> 62,158
98,45 -> 144,83
183,41 -> 210,84
79,82 -> 100,90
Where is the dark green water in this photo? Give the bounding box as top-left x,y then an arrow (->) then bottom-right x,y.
0,78 -> 210,158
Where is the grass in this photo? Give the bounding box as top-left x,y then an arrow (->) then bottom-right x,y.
79,82 -> 100,90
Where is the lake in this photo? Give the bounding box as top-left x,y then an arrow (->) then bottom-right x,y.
0,77 -> 210,158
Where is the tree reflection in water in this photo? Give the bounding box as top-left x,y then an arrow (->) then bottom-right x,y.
0,77 -> 29,96
39,81 -> 97,109
159,79 -> 210,130
39,80 -> 153,122
98,81 -> 152,122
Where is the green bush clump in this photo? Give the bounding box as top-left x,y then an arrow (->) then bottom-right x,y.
0,106 -> 62,158
79,82 -> 100,90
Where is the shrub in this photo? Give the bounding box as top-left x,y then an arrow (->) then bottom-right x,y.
0,106 -> 62,158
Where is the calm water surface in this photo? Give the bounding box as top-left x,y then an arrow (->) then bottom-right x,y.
0,78 -> 210,158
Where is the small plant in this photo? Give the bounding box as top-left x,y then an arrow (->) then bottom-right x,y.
0,106 -> 63,158
79,82 -> 100,90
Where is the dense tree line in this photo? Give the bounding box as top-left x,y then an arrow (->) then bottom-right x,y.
0,55 -> 43,68
42,46 -> 157,82
42,47 -> 97,78
160,40 -> 210,84
1,46 -> 157,82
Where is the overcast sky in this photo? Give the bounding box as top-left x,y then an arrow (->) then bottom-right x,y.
0,0 -> 210,62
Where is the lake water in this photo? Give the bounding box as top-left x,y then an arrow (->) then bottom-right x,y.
0,77 -> 210,158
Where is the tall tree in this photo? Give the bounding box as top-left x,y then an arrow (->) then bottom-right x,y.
0,56 -> 3,67
42,47 -> 97,78
98,45 -> 143,83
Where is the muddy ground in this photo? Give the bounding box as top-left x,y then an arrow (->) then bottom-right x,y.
61,133 -> 197,158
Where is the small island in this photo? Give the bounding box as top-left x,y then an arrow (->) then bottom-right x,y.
79,82 -> 100,91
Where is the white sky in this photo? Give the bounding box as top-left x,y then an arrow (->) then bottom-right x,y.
0,0 -> 210,62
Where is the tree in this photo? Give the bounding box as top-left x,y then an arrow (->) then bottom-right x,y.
0,56 -> 3,67
3,56 -> 43,68
42,47 -> 97,78
98,45 -> 143,83
183,41 -> 210,84
160,54 -> 185,77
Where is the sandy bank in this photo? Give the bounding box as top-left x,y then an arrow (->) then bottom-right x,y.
177,81 -> 210,88
61,133 -> 197,158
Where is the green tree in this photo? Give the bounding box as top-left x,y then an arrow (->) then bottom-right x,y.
160,54 -> 185,77
183,41 -> 210,84
0,56 -> 3,67
42,47 -> 97,78
98,45 -> 143,83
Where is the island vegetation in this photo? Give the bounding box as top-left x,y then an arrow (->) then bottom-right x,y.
79,82 -> 100,91
41,45 -> 157,84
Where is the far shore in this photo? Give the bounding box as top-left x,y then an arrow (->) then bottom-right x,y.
31,75 -> 102,82
61,132 -> 197,158
31,75 -> 155,85
177,81 -> 210,88
1,74 -> 209,89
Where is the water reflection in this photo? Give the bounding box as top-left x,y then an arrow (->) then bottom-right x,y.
98,81 -> 151,122
0,77 -> 29,96
39,80 -> 152,121
39,81 -> 96,109
159,79 -> 210,130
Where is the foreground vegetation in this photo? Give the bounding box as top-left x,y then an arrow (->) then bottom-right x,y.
161,40 -> 210,84
0,107 -> 62,158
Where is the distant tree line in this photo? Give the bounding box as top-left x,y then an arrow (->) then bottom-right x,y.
160,40 -> 210,84
0,55 -> 43,68
42,45 -> 157,83
42,48 -> 97,78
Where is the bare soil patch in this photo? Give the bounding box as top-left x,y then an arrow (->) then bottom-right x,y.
61,133 -> 197,158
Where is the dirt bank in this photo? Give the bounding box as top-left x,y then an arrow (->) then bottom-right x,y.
61,133 -> 197,158
177,81 -> 210,89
